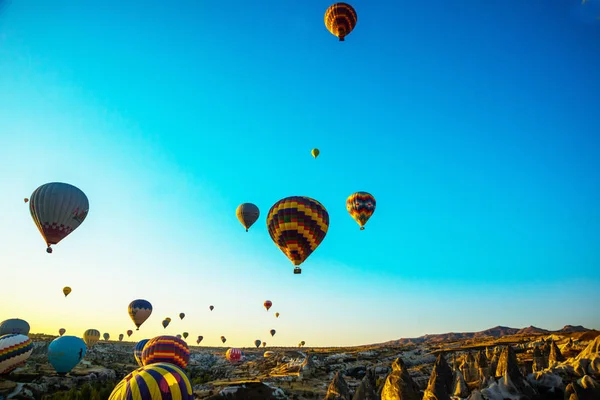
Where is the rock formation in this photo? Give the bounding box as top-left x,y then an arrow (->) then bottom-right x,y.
452,369 -> 470,398
459,352 -> 478,383
352,368 -> 378,400
325,371 -> 351,400
494,345 -> 537,397
422,363 -> 451,400
565,375 -> 600,400
380,358 -> 420,400
548,340 -> 565,365
532,346 -> 547,372
475,350 -> 489,380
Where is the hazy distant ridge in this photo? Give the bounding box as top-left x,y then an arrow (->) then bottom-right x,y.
381,324 -> 590,345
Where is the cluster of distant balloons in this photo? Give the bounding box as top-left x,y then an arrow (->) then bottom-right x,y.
4,3 -> 362,398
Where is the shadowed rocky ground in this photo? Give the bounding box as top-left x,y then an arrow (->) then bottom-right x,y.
1,325 -> 599,399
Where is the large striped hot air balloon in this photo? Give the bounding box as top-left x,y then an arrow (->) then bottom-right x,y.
128,299 -> 152,331
266,196 -> 329,274
47,336 -> 86,375
133,339 -> 150,367
83,329 -> 100,348
264,300 -> 272,311
346,192 -> 376,230
225,348 -> 242,363
0,334 -> 34,374
141,335 -> 190,370
324,3 -> 358,41
28,182 -> 89,253
109,362 -> 194,400
236,203 -> 260,232
0,319 -> 30,336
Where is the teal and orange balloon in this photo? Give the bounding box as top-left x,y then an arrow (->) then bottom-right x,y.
0,334 -> 33,374
324,3 -> 358,42
346,192 -> 376,230
28,182 -> 89,253
266,196 -> 329,274
128,299 -> 152,330
109,362 -> 193,400
141,335 -> 190,370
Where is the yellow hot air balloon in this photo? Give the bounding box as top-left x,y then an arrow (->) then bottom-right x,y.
62,287 -> 71,297
275,312 -> 280,318
324,3 -> 358,42
83,329 -> 100,348
311,148 -> 320,159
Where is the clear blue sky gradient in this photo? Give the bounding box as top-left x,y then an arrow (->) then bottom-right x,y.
0,1 -> 599,347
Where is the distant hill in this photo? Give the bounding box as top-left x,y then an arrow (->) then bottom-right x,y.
381,324 -> 592,346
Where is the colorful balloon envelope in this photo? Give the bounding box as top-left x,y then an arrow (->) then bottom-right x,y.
162,319 -> 170,329
141,335 -> 190,370
128,299 -> 153,331
236,203 -> 260,232
133,339 -> 150,367
48,336 -> 86,375
209,305 -> 214,311
264,300 -> 272,311
182,332 -> 188,339
266,196 -> 329,274
324,2 -> 358,41
311,148 -> 320,158
221,336 -> 226,344
58,328 -> 66,336
0,334 -> 33,374
179,313 -> 185,320
264,351 -> 274,358
346,192 -> 376,230
103,333 -> 110,341
270,329 -> 276,337
254,339 -> 261,348
196,336 -> 203,345
127,330 -> 133,337
28,182 -> 89,253
262,341 -> 266,347
275,312 -> 280,318
109,362 -> 193,400
118,334 -> 124,341
226,348 -> 242,363
62,286 -> 71,297
176,334 -> 182,339
83,329 -> 100,348
0,318 -> 30,336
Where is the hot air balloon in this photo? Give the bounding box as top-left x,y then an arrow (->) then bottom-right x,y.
209,305 -> 214,311
262,341 -> 266,347
23,198 -> 29,203
264,300 -> 272,311
127,330 -> 133,337
118,334 -> 124,341
179,313 -> 185,320
165,317 -> 172,322
225,348 -> 242,363
141,335 -> 190,370
103,333 -> 110,341
83,329 -> 100,348
266,196 -> 329,274
270,329 -> 276,337
346,192 -> 376,230
196,336 -> 203,345
0,334 -> 33,374
162,319 -> 170,329
221,336 -> 226,344
47,336 -> 86,376
311,148 -> 320,159
324,2 -> 357,41
28,182 -> 89,253
128,299 -> 153,331
58,328 -> 66,336
133,339 -> 150,367
176,334 -> 182,339
254,339 -> 261,348
109,363 -> 194,400
275,312 -> 280,318
301,340 -> 306,346
236,203 -> 260,232
0,319 -> 30,336
264,351 -> 274,358
62,286 -> 71,297
183,332 -> 189,339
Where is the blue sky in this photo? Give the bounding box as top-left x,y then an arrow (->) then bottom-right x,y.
0,0 -> 599,347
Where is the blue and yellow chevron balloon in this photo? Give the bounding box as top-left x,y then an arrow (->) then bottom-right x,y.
346,192 -> 376,230
266,196 -> 329,269
108,362 -> 193,400
133,339 -> 149,367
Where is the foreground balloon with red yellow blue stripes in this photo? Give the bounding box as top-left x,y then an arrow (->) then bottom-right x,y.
141,336 -> 190,370
266,196 -> 329,274
0,334 -> 33,374
108,362 -> 193,400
